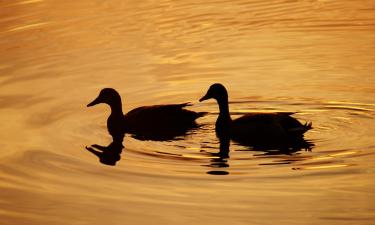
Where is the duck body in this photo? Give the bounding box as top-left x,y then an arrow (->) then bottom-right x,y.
230,112 -> 311,146
122,103 -> 205,140
88,88 -> 205,141
124,103 -> 203,132
200,83 -> 312,147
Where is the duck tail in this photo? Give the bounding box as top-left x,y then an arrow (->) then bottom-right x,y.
180,102 -> 207,118
300,122 -> 312,134
305,122 -> 313,130
288,121 -> 312,135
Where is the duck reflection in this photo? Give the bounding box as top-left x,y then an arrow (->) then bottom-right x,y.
206,136 -> 230,175
86,138 -> 124,166
206,136 -> 314,175
85,125 -> 202,166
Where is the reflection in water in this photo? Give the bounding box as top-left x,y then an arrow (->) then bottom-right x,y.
1,0 -> 375,224
7,22 -> 48,33
86,139 -> 124,166
206,135 -> 313,175
206,136 -> 230,175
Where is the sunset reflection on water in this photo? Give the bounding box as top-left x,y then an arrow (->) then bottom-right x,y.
0,0 -> 375,225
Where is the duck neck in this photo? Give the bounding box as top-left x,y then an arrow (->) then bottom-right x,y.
109,99 -> 123,116
107,99 -> 124,138
215,96 -> 232,139
217,97 -> 231,121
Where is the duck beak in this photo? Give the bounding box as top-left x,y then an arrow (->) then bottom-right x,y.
87,96 -> 101,107
85,146 -> 103,157
199,93 -> 210,102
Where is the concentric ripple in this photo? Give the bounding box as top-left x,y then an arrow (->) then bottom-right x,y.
84,98 -> 375,177
1,0 -> 375,224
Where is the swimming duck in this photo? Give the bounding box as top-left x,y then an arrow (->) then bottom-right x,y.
199,83 -> 312,147
87,88 -> 206,141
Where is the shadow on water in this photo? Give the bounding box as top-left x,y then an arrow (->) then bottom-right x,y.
85,126 -> 203,166
86,138 -> 124,166
206,137 -> 231,175
206,133 -> 314,175
85,121 -> 207,165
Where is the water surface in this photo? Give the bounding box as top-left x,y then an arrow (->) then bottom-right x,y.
1,0 -> 375,225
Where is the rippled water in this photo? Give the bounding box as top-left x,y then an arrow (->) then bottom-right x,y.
1,0 -> 375,224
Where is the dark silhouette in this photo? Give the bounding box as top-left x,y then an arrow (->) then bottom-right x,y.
205,134 -> 313,175
87,88 -> 206,141
85,138 -> 124,166
200,83 -> 314,175
199,83 -> 312,149
206,136 -> 230,175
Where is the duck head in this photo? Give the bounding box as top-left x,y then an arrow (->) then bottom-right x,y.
87,88 -> 122,108
199,83 -> 228,102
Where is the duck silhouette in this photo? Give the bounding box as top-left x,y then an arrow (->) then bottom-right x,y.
199,83 -> 312,149
87,88 -> 206,141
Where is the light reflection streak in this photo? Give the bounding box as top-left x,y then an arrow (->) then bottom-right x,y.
7,22 -> 47,32
309,151 -> 357,161
327,101 -> 375,107
294,164 -> 351,170
18,0 -> 44,5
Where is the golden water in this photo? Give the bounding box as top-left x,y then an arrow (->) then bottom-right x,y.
1,0 -> 375,224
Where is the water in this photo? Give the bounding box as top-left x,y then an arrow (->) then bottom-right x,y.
1,0 -> 375,224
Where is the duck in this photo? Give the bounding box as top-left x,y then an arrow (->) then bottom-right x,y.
199,83 -> 312,148
87,88 -> 206,141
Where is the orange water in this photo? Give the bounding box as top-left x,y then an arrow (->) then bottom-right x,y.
1,1 -> 375,224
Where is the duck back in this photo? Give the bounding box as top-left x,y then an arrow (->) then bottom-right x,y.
270,112 -> 312,136
231,112 -> 312,146
123,103 -> 206,140
231,113 -> 288,144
